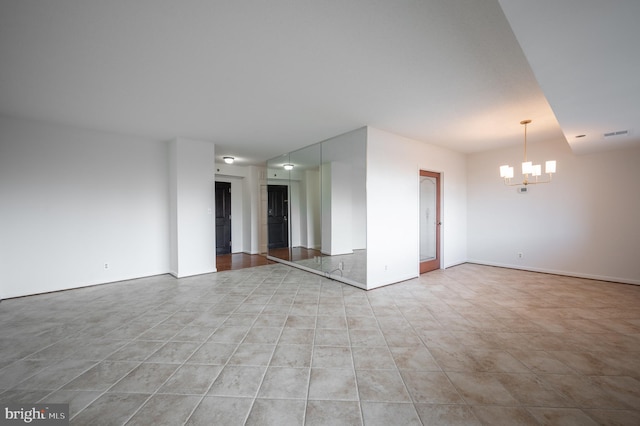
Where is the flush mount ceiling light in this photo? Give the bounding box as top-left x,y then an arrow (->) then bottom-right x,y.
283,164 -> 294,171
499,120 -> 556,186
223,156 -> 235,164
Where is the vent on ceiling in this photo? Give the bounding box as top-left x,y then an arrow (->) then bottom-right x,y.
604,130 -> 629,137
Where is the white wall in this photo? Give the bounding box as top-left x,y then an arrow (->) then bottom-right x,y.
321,161 -> 353,255
246,165 -> 266,254
169,138 -> 216,277
305,169 -> 321,249
366,127 -> 468,289
322,128 -> 368,254
467,139 -> 640,285
289,179 -> 302,248
0,115 -> 170,299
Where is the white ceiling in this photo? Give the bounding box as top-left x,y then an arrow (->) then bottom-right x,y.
1,0 -> 637,165
499,0 -> 640,156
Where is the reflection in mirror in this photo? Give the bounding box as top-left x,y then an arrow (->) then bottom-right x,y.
318,134 -> 366,285
266,154 -> 292,262
266,128 -> 367,287
267,145 -> 325,270
288,143 -> 323,271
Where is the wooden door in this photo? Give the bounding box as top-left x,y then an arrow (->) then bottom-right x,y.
419,170 -> 441,273
267,185 -> 289,249
215,182 -> 232,255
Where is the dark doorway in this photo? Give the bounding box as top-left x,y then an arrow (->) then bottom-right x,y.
215,181 -> 232,255
267,185 -> 289,249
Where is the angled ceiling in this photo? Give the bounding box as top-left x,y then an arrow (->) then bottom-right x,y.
0,1 -> 637,165
499,0 -> 640,156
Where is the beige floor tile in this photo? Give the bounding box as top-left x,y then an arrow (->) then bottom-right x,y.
352,346 -> 396,370
446,372 -> 519,406
415,404 -> 481,425
185,396 -> 253,426
428,347 -> 480,372
539,374 -> 631,409
466,349 -> 530,373
549,350 -> 627,375
494,373 -> 572,407
1,263 -> 638,425
305,400 -> 362,426
257,366 -> 310,399
360,402 -> 421,426
583,408 -> 640,426
348,328 -> 387,347
314,328 -> 350,346
245,398 -> 306,426
356,369 -> 411,402
108,363 -> 178,393
71,392 -> 149,424
227,343 -> 275,366
400,370 -> 464,404
270,344 -> 313,368
308,368 -> 358,401
158,364 -> 222,395
39,389 -> 101,419
186,342 -> 237,365
471,406 -> 539,425
528,407 -> 599,425
591,375 -> 640,409
61,361 -> 138,392
508,350 -> 577,375
126,394 -> 201,426
279,328 -> 315,344
144,341 -> 200,364
207,365 -> 266,397
243,326 -> 283,344
312,346 -> 353,369
390,345 -> 441,371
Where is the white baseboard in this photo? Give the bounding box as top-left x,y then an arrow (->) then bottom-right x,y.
466,259 -> 640,286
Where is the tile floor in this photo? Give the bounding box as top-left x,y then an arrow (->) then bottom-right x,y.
1,263 -> 639,425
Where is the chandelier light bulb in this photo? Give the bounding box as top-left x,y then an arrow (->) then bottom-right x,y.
498,120 -> 556,187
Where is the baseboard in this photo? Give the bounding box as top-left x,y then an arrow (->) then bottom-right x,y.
2,272 -> 174,300
467,259 -> 640,286
442,260 -> 467,269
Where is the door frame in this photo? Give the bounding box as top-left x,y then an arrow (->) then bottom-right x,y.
419,170 -> 441,274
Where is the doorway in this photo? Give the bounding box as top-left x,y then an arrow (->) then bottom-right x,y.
267,185 -> 289,249
419,170 -> 441,273
215,181 -> 232,255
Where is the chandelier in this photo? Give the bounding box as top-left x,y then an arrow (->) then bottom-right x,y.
500,119 -> 556,186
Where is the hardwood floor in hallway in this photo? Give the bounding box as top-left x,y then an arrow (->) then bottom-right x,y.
216,253 -> 276,271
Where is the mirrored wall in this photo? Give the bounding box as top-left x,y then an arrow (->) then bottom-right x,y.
266,130 -> 367,287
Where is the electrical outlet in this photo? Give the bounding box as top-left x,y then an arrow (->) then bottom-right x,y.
517,253 -> 523,259
104,263 -> 109,269
338,261 -> 344,271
